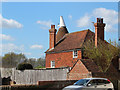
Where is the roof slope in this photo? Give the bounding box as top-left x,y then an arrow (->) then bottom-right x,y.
69,59 -> 101,73
81,59 -> 101,72
46,29 -> 94,53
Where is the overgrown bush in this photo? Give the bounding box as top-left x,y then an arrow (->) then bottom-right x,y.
17,63 -> 33,70
35,65 -> 45,69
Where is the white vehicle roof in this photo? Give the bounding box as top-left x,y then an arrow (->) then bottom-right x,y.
82,78 -> 108,80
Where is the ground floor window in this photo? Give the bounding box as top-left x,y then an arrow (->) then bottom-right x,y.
51,61 -> 55,68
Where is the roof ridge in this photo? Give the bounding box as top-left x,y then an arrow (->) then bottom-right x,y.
68,29 -> 90,34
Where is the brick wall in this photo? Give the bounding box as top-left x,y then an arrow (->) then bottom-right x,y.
37,80 -> 77,89
68,60 -> 92,80
45,50 -> 82,68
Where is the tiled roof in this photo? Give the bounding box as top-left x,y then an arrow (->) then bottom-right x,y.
80,59 -> 101,72
56,27 -> 69,43
69,59 -> 101,73
46,29 -> 94,53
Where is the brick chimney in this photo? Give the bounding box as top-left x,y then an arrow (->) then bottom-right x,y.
94,18 -> 106,47
49,25 -> 57,50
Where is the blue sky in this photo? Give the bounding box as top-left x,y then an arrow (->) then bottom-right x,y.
1,2 -> 119,58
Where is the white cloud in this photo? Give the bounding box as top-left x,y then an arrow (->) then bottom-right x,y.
93,8 -> 118,32
76,8 -> 118,32
68,15 -> 72,19
36,20 -> 53,30
93,8 -> 118,24
37,20 -> 53,27
76,14 -> 91,27
0,43 -> 24,53
0,34 -> 14,41
0,14 -> 23,29
30,44 -> 43,49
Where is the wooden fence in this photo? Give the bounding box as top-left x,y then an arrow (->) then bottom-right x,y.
0,67 -> 69,85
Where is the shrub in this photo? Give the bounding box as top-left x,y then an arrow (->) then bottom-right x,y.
17,63 -> 33,70
35,65 -> 45,69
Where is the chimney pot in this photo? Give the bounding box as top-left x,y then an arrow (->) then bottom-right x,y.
97,18 -> 103,23
101,18 -> 103,23
51,25 -> 55,29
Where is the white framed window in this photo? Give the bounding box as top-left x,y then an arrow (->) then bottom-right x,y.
73,50 -> 78,58
51,61 -> 55,68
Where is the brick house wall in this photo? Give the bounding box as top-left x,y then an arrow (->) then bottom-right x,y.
67,60 -> 92,80
45,50 -> 82,68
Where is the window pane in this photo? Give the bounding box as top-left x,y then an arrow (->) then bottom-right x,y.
89,80 -> 97,86
74,79 -> 89,85
103,80 -> 110,84
73,50 -> 78,58
51,61 -> 55,68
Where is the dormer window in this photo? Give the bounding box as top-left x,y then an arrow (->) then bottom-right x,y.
73,50 -> 78,58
